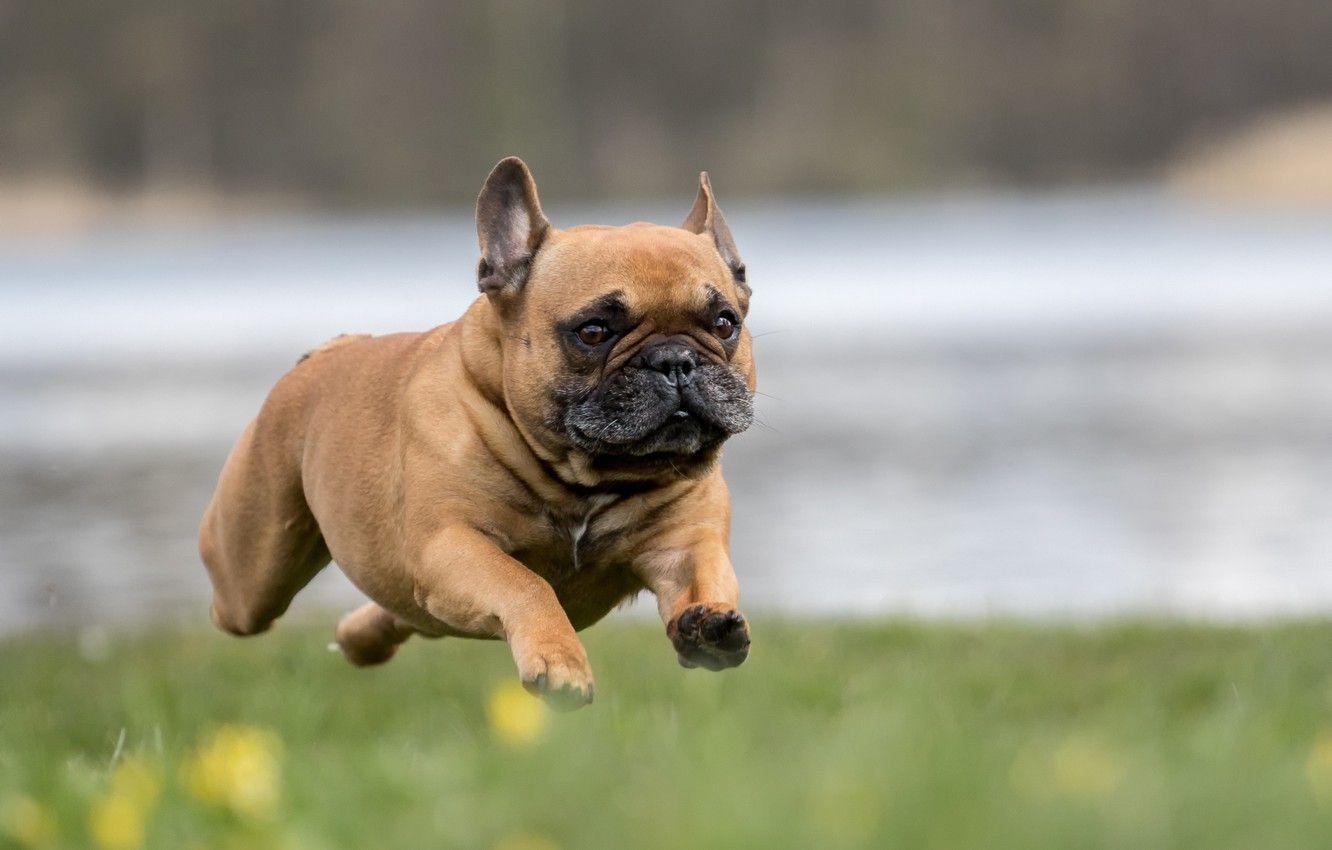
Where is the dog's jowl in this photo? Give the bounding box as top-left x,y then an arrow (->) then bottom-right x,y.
199,157 -> 756,709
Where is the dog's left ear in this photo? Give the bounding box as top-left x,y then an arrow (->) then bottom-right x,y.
476,156 -> 550,297
683,172 -> 747,290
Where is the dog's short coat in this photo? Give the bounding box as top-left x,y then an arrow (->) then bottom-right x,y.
200,157 -> 755,708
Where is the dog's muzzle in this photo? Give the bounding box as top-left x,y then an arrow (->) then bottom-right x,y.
562,342 -> 753,458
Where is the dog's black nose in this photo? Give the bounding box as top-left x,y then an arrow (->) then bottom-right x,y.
640,343 -> 697,386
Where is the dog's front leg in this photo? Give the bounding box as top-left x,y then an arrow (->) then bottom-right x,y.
413,525 -> 594,709
636,534 -> 751,671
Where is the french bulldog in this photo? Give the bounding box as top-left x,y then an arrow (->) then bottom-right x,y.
199,157 -> 756,709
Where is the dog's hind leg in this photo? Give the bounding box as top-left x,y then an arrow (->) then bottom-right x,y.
334,602 -> 418,666
200,419 -> 330,636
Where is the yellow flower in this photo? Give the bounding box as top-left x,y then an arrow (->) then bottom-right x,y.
487,681 -> 551,747
182,725 -> 283,819
1,795 -> 57,848
109,758 -> 162,809
88,757 -> 163,850
1306,731 -> 1332,804
493,833 -> 560,850
89,792 -> 147,850
1010,736 -> 1126,800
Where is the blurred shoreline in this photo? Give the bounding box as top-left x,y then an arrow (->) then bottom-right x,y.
1169,103 -> 1332,209
0,179 -> 308,235
5,101 -> 1332,240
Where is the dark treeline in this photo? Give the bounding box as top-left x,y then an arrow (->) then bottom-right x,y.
2,0 -> 1330,204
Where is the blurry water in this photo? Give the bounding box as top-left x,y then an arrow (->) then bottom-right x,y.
3,190 -> 1332,634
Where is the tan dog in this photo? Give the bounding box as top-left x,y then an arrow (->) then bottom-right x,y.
199,158 -> 756,708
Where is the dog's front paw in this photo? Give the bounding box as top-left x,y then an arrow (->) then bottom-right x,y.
668,604 -> 750,671
514,635 -> 595,711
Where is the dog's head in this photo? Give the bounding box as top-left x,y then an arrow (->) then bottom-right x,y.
474,157 -> 755,480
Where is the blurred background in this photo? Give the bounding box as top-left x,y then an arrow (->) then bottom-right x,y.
3,0 -> 1332,634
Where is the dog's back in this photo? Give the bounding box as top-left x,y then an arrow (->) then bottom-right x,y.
198,327 -> 442,636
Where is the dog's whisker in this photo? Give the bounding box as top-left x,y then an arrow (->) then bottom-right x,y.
750,415 -> 779,434
592,417 -> 622,446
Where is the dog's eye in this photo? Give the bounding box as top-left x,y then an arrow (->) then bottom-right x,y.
575,322 -> 610,347
712,312 -> 738,340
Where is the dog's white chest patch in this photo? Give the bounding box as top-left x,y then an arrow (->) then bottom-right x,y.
569,494 -> 617,571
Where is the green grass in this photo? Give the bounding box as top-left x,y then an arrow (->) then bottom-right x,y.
5,617 -> 1332,849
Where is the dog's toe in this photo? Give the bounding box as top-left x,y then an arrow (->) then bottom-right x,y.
702,610 -> 750,651
516,639 -> 596,711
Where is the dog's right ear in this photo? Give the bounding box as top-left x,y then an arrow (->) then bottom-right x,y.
476,156 -> 550,297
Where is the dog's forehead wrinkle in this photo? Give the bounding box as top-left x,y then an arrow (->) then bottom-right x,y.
705,285 -> 733,312
548,224 -> 717,272
532,226 -> 733,329
574,290 -> 627,319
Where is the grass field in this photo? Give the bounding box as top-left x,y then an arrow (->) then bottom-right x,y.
4,617 -> 1332,849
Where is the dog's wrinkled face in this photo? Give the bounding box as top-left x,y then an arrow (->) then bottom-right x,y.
540,227 -> 754,463
474,158 -> 755,478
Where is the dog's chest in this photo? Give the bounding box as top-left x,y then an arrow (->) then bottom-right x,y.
512,495 -> 642,628
532,493 -> 619,573
561,494 -> 617,571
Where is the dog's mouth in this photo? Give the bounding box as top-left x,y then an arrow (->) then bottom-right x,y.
569,394 -> 730,457
561,364 -> 754,461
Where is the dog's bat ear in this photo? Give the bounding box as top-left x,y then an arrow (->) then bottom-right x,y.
476,156 -> 550,297
683,171 -> 747,290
